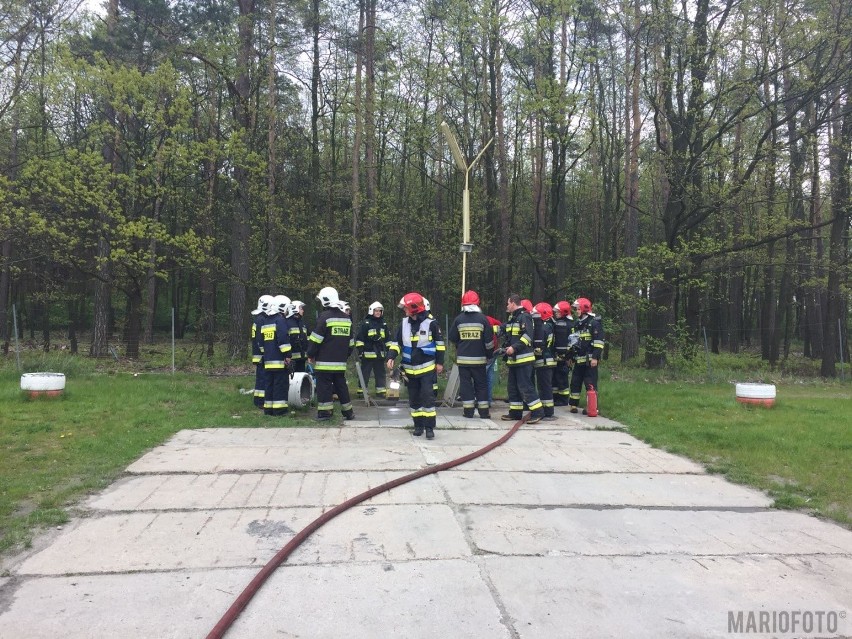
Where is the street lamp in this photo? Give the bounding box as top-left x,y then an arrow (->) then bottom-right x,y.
440,121 -> 493,299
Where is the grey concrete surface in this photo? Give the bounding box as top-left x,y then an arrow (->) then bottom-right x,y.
1,404 -> 850,639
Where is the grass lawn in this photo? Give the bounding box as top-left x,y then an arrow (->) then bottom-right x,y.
0,368 -> 319,556
601,377 -> 852,527
1,351 -> 850,561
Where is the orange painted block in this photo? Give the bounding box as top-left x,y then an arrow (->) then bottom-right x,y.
735,396 -> 774,407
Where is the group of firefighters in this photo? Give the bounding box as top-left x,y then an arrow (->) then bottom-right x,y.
250,287 -> 604,440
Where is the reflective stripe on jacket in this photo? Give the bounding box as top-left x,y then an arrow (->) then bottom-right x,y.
502,309 -> 535,366
387,312 -> 445,376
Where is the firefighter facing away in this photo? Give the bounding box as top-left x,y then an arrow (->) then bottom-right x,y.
449,290 -> 494,418
307,286 -> 356,421
355,301 -> 391,397
386,292 -> 445,439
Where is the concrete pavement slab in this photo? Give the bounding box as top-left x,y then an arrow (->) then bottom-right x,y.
0,569 -> 261,639
438,471 -> 773,507
462,506 -> 852,556
17,504 -> 471,575
230,559 -> 510,638
421,432 -> 705,473
87,471 -> 444,511
127,428 -> 427,474
485,555 -> 852,639
0,560 -> 512,639
2,407 -> 851,639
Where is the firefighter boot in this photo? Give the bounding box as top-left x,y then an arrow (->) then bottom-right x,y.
412,417 -> 424,437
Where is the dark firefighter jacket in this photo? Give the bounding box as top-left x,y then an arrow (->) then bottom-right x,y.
355,315 -> 390,359
501,309 -> 535,366
449,310 -> 494,366
306,308 -> 354,372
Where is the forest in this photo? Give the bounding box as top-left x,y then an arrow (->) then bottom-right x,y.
0,0 -> 850,374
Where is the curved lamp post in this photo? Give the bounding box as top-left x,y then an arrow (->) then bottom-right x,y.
441,121 -> 493,299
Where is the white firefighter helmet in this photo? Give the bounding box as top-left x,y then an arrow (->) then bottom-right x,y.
423,297 -> 431,312
253,294 -> 274,315
286,300 -> 305,318
341,300 -> 351,314
317,286 -> 339,308
272,295 -> 291,314
368,301 -> 383,314
260,296 -> 277,315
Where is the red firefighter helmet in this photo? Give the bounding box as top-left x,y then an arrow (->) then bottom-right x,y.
399,292 -> 426,314
521,299 -> 533,313
572,297 -> 592,314
554,301 -> 572,317
533,302 -> 553,321
461,290 -> 480,306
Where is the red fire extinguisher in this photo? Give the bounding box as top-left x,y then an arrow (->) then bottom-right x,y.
586,385 -> 598,417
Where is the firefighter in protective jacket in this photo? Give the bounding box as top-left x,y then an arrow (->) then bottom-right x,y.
355,301 -> 391,397
307,287 -> 355,421
500,294 -> 544,423
449,290 -> 494,418
261,295 -> 292,416
532,302 -> 557,418
551,300 -> 573,405
568,297 -> 605,414
386,292 -> 445,439
251,294 -> 274,409
285,301 -> 309,373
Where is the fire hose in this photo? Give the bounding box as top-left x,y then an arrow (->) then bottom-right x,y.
206,412 -> 531,639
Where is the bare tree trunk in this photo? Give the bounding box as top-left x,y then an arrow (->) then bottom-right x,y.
143,166 -> 164,345
364,0 -> 377,206
266,0 -> 279,282
0,36 -> 22,352
821,81 -> 851,377
806,98 -> 825,357
226,0 -> 256,359
621,0 -> 641,361
350,0 -> 365,300
199,145 -> 219,359
91,0 -> 119,358
496,31 -> 510,296
123,287 -> 142,358
760,73 -> 779,365
310,0 -> 321,220
727,113 -> 745,353
0,237 -> 9,351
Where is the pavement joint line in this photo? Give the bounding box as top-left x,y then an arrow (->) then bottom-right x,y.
11,551 -> 852,580
118,469 -> 712,477
470,554 -> 522,639
80,505 -> 779,515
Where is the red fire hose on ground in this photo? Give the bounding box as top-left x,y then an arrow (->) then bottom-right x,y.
206,413 -> 530,639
